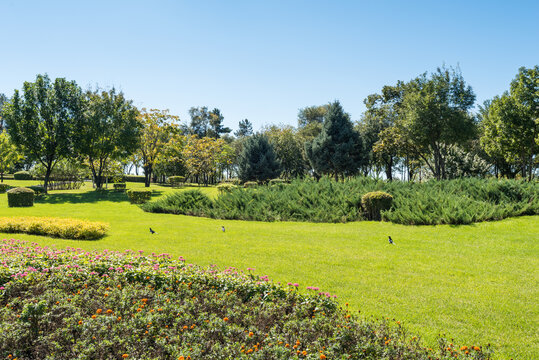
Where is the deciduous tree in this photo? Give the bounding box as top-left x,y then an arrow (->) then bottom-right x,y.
0,130 -> 22,182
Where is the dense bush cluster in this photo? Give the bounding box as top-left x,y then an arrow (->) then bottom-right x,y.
0,240 -> 491,359
142,178 -> 538,224
113,183 -> 127,191
168,176 -> 185,187
7,187 -> 35,207
141,190 -> 213,216
127,189 -> 152,204
0,217 -> 108,239
13,171 -> 32,180
361,191 -> 393,221
0,184 -> 13,193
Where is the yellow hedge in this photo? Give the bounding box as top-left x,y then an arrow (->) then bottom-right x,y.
0,217 -> 109,240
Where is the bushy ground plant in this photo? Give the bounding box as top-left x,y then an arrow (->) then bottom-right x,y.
141,190 -> 212,216
13,171 -> 32,180
0,240 -> 491,360
143,177 -> 538,224
0,216 -> 108,239
7,187 -> 35,207
127,189 -> 152,204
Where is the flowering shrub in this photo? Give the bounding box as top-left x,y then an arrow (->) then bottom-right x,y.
0,240 -> 492,359
0,217 -> 108,240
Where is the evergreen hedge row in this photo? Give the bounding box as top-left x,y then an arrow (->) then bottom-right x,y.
126,189 -> 152,204
141,178 -> 539,225
13,171 -> 32,180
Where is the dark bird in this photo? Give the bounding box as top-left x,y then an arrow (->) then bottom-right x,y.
150,227 -> 157,234
388,236 -> 394,245
221,226 -> 225,232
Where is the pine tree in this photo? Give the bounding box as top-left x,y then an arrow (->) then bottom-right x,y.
305,101 -> 363,180
238,134 -> 281,182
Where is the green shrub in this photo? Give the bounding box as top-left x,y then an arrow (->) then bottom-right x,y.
14,171 -> 32,180
26,185 -> 45,195
361,191 -> 394,221
168,176 -> 185,187
0,217 -> 108,239
123,175 -> 146,183
222,178 -> 241,185
216,183 -> 238,193
113,183 -> 126,191
126,189 -> 152,204
7,187 -> 35,207
0,184 -> 13,193
243,181 -> 258,188
141,190 -> 212,216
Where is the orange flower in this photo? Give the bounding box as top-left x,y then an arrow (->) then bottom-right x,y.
285,344 -> 290,348
117,316 -> 122,321
460,346 -> 468,351
96,309 -> 102,314
473,346 -> 481,351
106,309 -> 113,314
302,351 -> 307,356
320,355 -> 327,360
78,320 -> 83,325
91,315 -> 96,319
223,317 -> 229,322
137,308 -> 142,312
122,355 -> 128,359
178,357 -> 184,360
248,331 -> 254,337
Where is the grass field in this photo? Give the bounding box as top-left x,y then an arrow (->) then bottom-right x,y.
0,180 -> 537,359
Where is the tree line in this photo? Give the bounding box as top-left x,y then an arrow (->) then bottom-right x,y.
0,65 -> 537,192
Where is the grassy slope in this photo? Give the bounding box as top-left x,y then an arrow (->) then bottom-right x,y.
0,180 -> 537,359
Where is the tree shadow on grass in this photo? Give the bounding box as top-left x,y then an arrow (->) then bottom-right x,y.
35,189 -> 165,204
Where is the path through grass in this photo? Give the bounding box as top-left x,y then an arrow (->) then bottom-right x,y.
0,181 -> 537,359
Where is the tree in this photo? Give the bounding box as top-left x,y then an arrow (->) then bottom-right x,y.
480,66 -> 538,180
235,119 -> 253,137
399,67 -> 476,180
182,135 -> 225,185
139,108 -> 179,187
208,108 -> 231,138
0,130 -> 22,182
0,93 -> 8,130
263,125 -> 306,179
3,74 -> 83,192
75,88 -> 141,189
237,134 -> 281,182
188,106 -> 210,137
305,101 -> 363,181
297,105 -> 329,128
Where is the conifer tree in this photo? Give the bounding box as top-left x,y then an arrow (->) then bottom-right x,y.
305,101 -> 363,180
238,134 -> 281,182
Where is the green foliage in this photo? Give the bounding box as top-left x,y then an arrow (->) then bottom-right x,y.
362,191 -> 394,220
113,183 -> 126,191
26,185 -> 45,195
0,184 -> 13,193
216,183 -> 237,193
0,130 -> 22,181
306,101 -> 363,179
237,134 -> 281,182
141,190 -> 212,215
234,118 -> 253,137
263,125 -> 307,178
268,178 -> 289,186
0,216 -> 108,239
167,175 -> 185,187
14,171 -> 32,180
126,189 -> 152,204
0,240 -> 491,360
7,187 -> 34,207
243,181 -> 258,188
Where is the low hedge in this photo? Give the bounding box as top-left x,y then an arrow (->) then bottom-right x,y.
113,183 -> 126,191
168,176 -> 185,187
216,183 -> 238,193
127,188 -> 152,204
0,216 -> 108,239
7,187 -> 35,207
243,181 -> 258,188
362,191 -> 393,221
27,185 -> 45,195
14,171 -> 32,180
123,175 -> 146,183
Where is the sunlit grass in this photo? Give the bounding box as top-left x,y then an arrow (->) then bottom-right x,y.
0,180 -> 537,359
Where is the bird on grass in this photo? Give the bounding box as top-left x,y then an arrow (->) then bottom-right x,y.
388,236 -> 394,245
150,227 -> 157,234
221,226 -> 226,232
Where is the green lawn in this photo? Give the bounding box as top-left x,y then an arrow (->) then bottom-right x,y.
0,180 -> 537,359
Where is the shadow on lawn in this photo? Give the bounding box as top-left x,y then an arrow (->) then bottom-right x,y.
35,189 -> 165,204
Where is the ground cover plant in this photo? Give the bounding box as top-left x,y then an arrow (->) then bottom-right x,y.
142,177 -> 539,225
0,181 -> 536,359
0,216 -> 108,240
0,239 -> 491,359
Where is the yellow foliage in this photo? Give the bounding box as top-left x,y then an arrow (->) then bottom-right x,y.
0,216 -> 109,240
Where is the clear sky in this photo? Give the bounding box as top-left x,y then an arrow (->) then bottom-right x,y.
1,0 -> 537,132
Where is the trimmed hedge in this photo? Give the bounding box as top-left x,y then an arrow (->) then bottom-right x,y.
127,189 -> 152,204
0,217 -> 108,239
168,176 -> 185,187
113,183 -> 126,191
26,185 -> 45,195
243,181 -> 258,188
222,178 -> 241,185
7,187 -> 35,207
14,171 -> 32,180
123,175 -> 146,183
216,183 -> 238,193
362,191 -> 394,221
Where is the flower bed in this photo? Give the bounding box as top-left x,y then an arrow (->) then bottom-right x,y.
0,240 -> 491,359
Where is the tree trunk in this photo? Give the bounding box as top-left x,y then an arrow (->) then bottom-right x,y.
43,163 -> 53,194
144,165 -> 152,187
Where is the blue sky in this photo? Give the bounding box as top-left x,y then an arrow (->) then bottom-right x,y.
1,0 -> 537,132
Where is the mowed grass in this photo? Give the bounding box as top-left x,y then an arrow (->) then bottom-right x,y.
0,180 -> 537,359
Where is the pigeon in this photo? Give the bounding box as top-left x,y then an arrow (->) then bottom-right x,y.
221,226 -> 225,232
388,236 -> 394,245
150,227 -> 157,234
